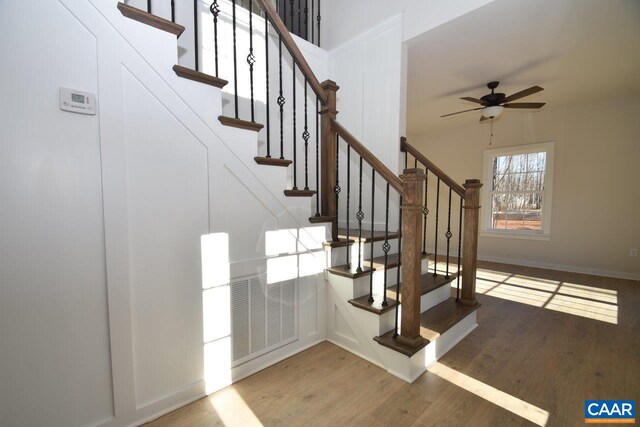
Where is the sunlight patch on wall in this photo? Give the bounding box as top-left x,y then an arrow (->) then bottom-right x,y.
429,362 -> 550,426
201,233 -> 230,289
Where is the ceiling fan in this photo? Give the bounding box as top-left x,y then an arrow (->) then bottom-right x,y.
441,81 -> 546,121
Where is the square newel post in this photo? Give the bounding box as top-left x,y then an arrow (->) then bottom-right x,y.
460,179 -> 482,306
397,168 -> 428,349
319,80 -> 339,241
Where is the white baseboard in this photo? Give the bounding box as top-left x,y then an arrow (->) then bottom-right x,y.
326,338 -> 386,370
477,254 -> 640,281
99,381 -> 206,427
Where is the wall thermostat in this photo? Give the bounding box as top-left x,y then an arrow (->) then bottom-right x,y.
59,87 -> 96,115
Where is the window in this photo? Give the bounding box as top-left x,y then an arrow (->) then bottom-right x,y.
482,142 -> 554,240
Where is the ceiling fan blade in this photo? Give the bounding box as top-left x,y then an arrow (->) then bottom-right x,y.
503,102 -> 546,109
502,86 -> 544,103
480,116 -> 489,122
460,97 -> 487,105
441,107 -> 483,118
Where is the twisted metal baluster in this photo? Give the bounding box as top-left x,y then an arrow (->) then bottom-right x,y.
445,188 -> 453,279
457,197 -> 463,301
433,178 -> 441,277
289,0 -> 294,30
314,97 -> 320,216
422,170 -> 428,255
277,36 -> 285,159
303,80 -> 310,190
304,0 -> 309,41
311,0 -> 314,44
381,183 -> 390,307
394,195 -> 403,338
194,0 -> 199,71
292,62 -> 298,190
345,145 -> 351,268
356,157 -> 364,273
334,135 -> 341,242
232,0 -> 239,118
247,0 -> 256,122
264,7 -> 271,157
210,1 -> 220,77
316,0 -> 321,47
368,170 -> 375,303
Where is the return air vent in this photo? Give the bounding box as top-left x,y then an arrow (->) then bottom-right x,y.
231,274 -> 297,365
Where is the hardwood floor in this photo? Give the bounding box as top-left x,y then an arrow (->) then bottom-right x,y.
145,261 -> 640,427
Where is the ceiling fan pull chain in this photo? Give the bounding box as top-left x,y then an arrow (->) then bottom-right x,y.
490,119 -> 494,146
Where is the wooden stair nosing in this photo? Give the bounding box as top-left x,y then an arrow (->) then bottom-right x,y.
308,215 -> 333,224
348,294 -> 398,315
284,189 -> 317,197
117,3 -> 185,37
173,65 -> 227,88
374,297 -> 479,357
322,239 -> 354,249
254,156 -> 292,167
326,265 -> 374,279
337,228 -> 400,243
218,116 -> 264,132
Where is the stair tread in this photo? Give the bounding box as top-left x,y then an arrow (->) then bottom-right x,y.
348,294 -> 398,315
419,298 -> 480,342
218,116 -> 264,132
117,3 -> 185,36
326,264 -> 374,279
337,228 -> 399,243
255,156 -> 292,167
386,272 -> 458,300
365,252 -> 431,270
309,215 -> 333,224
322,239 -> 354,248
284,189 -> 317,197
173,65 -> 227,88
373,298 -> 479,357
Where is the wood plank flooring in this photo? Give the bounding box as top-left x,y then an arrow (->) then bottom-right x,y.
145,261 -> 640,427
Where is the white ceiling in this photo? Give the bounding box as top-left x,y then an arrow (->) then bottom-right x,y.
406,0 -> 640,135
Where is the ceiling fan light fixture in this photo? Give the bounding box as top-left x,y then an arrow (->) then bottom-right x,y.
482,105 -> 504,119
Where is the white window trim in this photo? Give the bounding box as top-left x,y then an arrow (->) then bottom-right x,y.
481,141 -> 554,240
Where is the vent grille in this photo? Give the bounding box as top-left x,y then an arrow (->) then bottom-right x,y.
231,274 -> 297,365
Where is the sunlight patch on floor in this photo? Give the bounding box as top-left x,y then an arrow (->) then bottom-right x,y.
474,268 -> 618,324
429,362 -> 549,426
210,387 -> 263,427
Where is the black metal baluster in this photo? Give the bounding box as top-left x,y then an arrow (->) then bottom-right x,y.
210,1 -> 220,77
194,0 -> 199,71
433,178 -> 440,277
356,157 -> 364,273
393,195 -> 403,338
264,10 -> 271,157
247,0 -> 256,122
292,62 -> 298,190
289,0 -> 294,30
147,0 -> 151,14
445,188 -> 453,279
311,0 -> 315,44
414,156 -> 417,168
314,97 -> 320,216
368,170 -> 375,303
303,80 -> 310,190
381,183 -> 390,307
457,197 -> 463,301
232,0 -> 239,118
334,135 -> 341,242
345,145 -> 351,268
171,0 -> 175,22
422,171 -> 428,255
304,0 -> 309,41
316,0 -> 321,47
277,36 -> 285,159
404,151 -> 407,169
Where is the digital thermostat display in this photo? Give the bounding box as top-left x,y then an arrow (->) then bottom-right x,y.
59,87 -> 96,115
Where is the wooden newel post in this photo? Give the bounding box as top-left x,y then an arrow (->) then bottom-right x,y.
461,179 -> 482,306
398,168 -> 428,348
319,80 -> 340,241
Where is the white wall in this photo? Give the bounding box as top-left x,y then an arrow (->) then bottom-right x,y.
409,97 -> 640,279
322,0 -> 495,48
0,0 -> 328,426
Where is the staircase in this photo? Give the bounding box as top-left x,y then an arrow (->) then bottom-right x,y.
117,0 -> 482,383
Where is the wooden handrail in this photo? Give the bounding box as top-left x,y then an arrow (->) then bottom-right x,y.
333,120 -> 404,195
255,0 -> 328,104
401,137 -> 465,198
